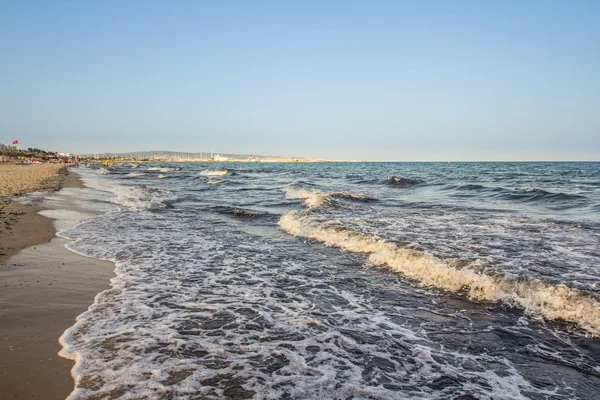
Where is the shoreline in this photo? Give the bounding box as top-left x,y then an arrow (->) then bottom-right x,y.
0,167 -> 114,399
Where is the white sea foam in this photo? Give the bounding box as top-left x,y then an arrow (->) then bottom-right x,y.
39,209 -> 95,233
278,211 -> 600,336
54,164 -> 598,398
285,187 -> 329,208
199,169 -> 229,176
158,174 -> 167,179
285,187 -> 375,208
58,210 -> 545,399
148,167 -> 180,172
127,171 -> 145,177
111,185 -> 171,210
80,172 -> 171,210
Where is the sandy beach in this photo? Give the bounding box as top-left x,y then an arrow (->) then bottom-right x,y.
0,164 -> 80,263
0,164 -> 112,399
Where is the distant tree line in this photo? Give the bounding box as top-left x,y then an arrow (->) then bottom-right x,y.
0,146 -> 56,160
27,147 -> 56,156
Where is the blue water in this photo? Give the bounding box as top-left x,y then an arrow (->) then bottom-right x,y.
59,162 -> 600,399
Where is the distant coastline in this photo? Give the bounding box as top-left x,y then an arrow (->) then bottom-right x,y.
82,150 -> 331,163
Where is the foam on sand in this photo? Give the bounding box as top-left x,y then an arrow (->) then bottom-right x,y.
278,211 -> 600,336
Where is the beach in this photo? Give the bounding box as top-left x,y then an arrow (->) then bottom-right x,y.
0,164 -> 77,263
0,164 -> 112,399
2,162 -> 600,399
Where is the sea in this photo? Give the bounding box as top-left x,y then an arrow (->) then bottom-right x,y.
52,162 -> 600,399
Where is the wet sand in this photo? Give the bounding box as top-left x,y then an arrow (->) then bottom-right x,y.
0,167 -> 113,399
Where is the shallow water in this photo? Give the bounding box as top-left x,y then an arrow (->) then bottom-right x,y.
59,162 -> 600,399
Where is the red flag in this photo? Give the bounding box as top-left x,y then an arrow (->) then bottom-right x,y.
12,140 -> 19,145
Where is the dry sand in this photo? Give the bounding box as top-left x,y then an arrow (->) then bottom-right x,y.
0,164 -> 69,198
0,166 -> 113,399
1,164 -> 82,263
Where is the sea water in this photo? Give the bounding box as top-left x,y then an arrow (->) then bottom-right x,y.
58,162 -> 600,399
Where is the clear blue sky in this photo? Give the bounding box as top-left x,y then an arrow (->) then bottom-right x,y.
1,1 -> 598,160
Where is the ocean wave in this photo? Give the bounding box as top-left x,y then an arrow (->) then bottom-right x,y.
126,172 -> 146,177
385,177 -> 423,187
279,211 -> 600,336
285,186 -> 376,209
449,183 -> 488,191
95,167 -> 111,175
58,213 -> 548,400
97,182 -> 173,211
445,184 -> 588,205
285,187 -> 329,208
199,170 -> 229,176
501,187 -> 587,203
147,167 -> 181,172
212,206 -> 268,219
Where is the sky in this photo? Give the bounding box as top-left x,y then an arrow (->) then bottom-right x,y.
1,1 -> 599,161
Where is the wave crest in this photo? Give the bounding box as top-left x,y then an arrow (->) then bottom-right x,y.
278,211 -> 600,336
147,167 -> 181,172
199,170 -> 229,176
285,186 -> 377,209
447,184 -> 587,205
108,184 -> 173,210
504,187 -> 586,203
386,177 -> 423,186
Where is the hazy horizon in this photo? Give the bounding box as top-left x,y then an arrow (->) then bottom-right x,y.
1,1 -> 599,161
74,149 -> 599,162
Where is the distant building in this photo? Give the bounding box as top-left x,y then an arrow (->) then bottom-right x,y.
213,154 -> 228,161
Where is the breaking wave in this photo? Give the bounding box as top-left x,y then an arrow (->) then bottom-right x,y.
385,177 -> 423,187
199,170 -> 229,176
95,167 -> 111,175
278,211 -> 600,336
112,185 -> 173,210
147,167 -> 181,172
126,172 -> 146,177
285,186 -> 376,208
